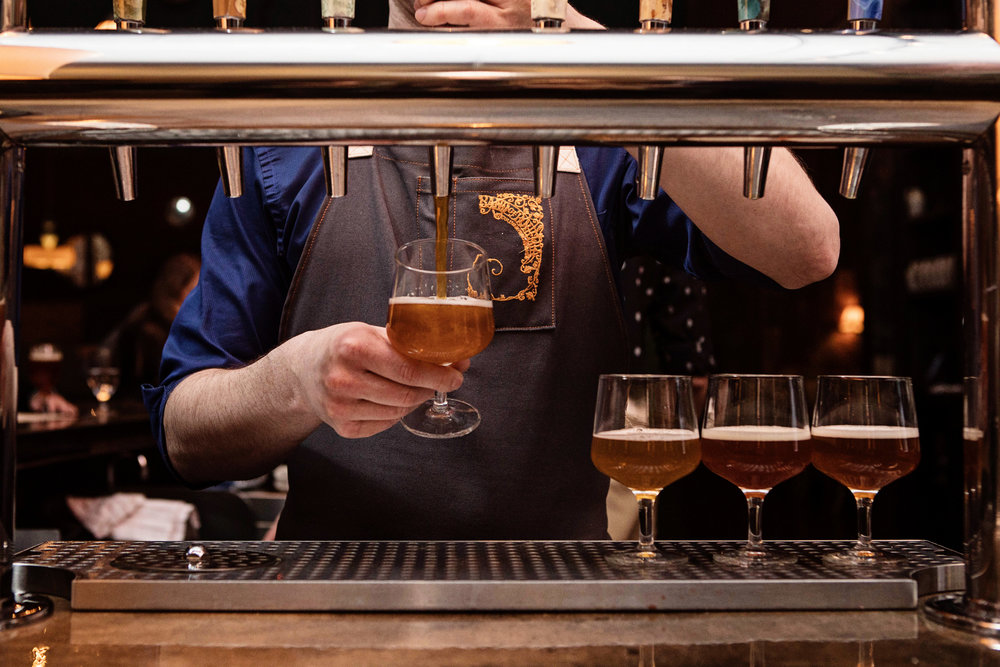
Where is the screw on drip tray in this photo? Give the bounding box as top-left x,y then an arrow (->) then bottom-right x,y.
186,544 -> 208,569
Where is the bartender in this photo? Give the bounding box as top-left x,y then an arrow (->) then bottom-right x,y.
142,0 -> 839,540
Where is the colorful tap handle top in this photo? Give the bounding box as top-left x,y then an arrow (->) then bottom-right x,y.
113,0 -> 146,24
322,0 -> 355,20
640,0 -> 673,25
849,0 -> 883,22
213,0 -> 247,21
531,0 -> 567,21
737,0 -> 770,24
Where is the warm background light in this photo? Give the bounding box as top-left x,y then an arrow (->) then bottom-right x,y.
838,304 -> 865,335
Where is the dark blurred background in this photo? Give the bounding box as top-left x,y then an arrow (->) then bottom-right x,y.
16,1 -> 966,548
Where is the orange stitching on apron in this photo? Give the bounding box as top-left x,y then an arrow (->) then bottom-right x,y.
279,195 -> 334,341
574,171 -> 629,346
478,193 -> 544,302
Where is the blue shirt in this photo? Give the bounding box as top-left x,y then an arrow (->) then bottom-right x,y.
142,145 -> 767,480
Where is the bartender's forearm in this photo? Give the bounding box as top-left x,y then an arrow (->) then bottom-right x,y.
642,146 -> 840,289
164,348 -> 320,485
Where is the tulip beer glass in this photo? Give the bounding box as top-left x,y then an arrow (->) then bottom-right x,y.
592,374 -> 701,567
702,374 -> 811,566
387,238 -> 493,438
811,375 -> 920,566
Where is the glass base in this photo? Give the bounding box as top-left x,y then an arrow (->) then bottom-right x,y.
606,547 -> 687,570
823,546 -> 904,567
400,398 -> 480,439
0,595 -> 53,630
713,545 -> 796,567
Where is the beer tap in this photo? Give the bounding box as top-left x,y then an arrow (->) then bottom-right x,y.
430,145 -> 453,200
839,0 -> 883,199
738,0 -> 770,200
107,0 -> 146,202
214,0 -> 247,198
636,1 -> 672,201
530,0 -> 568,198
319,0 -> 359,198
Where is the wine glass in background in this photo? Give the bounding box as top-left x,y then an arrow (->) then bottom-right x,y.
86,347 -> 121,418
591,374 -> 701,567
386,238 -> 493,438
701,374 -> 811,567
811,375 -> 921,566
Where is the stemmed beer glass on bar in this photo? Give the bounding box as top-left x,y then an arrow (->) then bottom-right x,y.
386,238 -> 494,438
701,374 -> 811,566
811,375 -> 920,566
591,374 -> 701,567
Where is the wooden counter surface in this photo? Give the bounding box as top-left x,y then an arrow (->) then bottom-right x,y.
1,598 -> 998,665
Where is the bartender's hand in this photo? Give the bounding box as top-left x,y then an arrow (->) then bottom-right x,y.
164,322 -> 468,484
281,322 -> 467,439
413,0 -> 604,29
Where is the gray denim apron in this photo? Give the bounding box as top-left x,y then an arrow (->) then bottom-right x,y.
277,146 -> 628,539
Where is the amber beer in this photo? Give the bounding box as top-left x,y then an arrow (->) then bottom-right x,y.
27,344 -> 63,394
701,426 -> 811,493
591,427 -> 700,495
811,425 -> 920,497
387,296 -> 494,365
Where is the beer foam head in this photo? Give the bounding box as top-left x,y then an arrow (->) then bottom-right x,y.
28,344 -> 62,362
811,424 -> 920,439
596,427 -> 698,441
389,295 -> 492,307
701,425 -> 810,441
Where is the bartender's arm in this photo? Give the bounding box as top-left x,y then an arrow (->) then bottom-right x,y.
413,1 -> 840,287
164,325 -> 465,484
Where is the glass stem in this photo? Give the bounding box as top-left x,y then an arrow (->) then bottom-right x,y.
855,495 -> 874,554
636,495 -> 656,555
431,391 -> 449,413
746,495 -> 765,552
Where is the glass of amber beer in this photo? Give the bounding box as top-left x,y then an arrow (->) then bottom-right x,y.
702,374 -> 811,566
387,238 -> 493,438
592,374 -> 701,567
812,375 -> 920,565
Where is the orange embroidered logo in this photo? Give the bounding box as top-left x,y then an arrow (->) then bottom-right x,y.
478,193 -> 544,302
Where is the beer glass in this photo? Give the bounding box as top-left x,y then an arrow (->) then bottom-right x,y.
387,238 -> 493,438
811,375 -> 920,566
27,343 -> 63,399
702,374 -> 811,566
592,374 -> 701,567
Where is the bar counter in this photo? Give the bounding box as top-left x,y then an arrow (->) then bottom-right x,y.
2,598 -> 999,665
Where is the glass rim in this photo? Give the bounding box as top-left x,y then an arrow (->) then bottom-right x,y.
598,373 -> 694,380
394,238 -> 488,275
816,374 -> 912,381
708,373 -> 804,379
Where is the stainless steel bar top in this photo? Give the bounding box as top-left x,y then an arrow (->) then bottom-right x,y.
13,539 -> 963,612
1,30 -> 999,146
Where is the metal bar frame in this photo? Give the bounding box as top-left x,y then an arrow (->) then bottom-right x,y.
1,0 -> 1000,634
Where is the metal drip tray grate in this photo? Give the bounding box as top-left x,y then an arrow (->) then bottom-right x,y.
13,540 -> 963,612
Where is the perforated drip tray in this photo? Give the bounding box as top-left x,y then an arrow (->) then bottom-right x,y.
13,540 -> 963,612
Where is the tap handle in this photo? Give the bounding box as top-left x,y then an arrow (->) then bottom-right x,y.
322,0 -> 355,27
214,0 -> 247,28
639,0 -> 673,28
737,0 -> 769,28
113,0 -> 146,28
531,0 -> 567,28
849,0 -> 883,22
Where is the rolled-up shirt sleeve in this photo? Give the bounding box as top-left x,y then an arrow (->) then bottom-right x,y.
141,146 -> 322,479
577,146 -> 776,287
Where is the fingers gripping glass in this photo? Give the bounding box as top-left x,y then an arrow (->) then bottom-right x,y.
592,374 -> 701,568
701,374 -> 811,567
812,375 -> 920,566
386,238 -> 494,438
